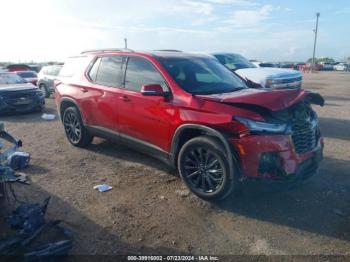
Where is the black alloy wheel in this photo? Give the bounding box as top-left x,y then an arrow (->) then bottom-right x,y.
63,107 -> 93,147
184,147 -> 224,193
178,136 -> 236,200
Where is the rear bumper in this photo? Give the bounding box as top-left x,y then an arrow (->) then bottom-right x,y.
229,134 -> 324,181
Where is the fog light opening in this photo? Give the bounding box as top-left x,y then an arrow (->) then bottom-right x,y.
258,152 -> 285,178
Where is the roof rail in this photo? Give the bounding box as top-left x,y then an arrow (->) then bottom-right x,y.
81,48 -> 134,54
155,49 -> 183,52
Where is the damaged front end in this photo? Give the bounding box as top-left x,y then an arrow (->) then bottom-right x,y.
228,91 -> 325,182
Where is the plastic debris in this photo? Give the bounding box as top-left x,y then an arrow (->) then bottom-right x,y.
2,171 -> 29,184
7,152 -> 30,170
1,197 -> 73,257
0,124 -> 30,187
93,184 -> 113,192
8,197 -> 50,234
41,113 -> 56,121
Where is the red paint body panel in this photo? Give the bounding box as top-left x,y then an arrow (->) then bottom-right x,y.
229,136 -> 324,178
55,51 -> 324,179
197,88 -> 307,112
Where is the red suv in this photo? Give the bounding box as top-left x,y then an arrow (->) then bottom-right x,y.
55,49 -> 324,200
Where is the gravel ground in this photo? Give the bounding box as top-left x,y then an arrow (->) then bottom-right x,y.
0,71 -> 350,255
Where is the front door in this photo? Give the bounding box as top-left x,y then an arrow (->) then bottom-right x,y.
117,56 -> 173,152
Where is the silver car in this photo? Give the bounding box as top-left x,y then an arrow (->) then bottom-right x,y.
37,65 -> 62,97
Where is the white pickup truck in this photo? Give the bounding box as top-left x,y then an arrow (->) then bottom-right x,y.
212,53 -> 302,89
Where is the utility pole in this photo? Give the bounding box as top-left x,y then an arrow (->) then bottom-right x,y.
124,38 -> 128,49
312,12 -> 320,71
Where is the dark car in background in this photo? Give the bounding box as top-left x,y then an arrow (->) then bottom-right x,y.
0,72 -> 45,114
15,71 -> 38,85
37,65 -> 62,97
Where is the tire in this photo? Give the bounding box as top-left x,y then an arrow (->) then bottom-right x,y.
178,136 -> 237,200
39,84 -> 50,98
62,106 -> 93,147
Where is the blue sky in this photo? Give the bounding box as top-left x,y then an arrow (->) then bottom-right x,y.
0,0 -> 349,62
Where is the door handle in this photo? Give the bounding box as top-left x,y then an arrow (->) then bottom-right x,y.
120,95 -> 130,102
80,87 -> 88,93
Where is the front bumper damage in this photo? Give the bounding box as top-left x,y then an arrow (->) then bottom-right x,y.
0,94 -> 45,114
229,134 -> 324,183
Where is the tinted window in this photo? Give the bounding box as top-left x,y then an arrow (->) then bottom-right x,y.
95,56 -> 125,86
17,71 -> 37,78
125,57 -> 167,92
158,56 -> 246,95
214,54 -> 256,70
88,58 -> 101,82
0,73 -> 26,84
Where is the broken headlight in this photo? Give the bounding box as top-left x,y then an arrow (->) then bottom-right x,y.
234,116 -> 287,134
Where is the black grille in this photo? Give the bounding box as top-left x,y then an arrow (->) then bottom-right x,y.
279,76 -> 302,84
291,119 -> 318,154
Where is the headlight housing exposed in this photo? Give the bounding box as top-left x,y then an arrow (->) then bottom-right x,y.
234,116 -> 287,134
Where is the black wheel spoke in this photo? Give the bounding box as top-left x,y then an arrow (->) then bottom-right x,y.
207,159 -> 218,169
183,144 -> 225,194
208,173 -> 222,182
201,175 -> 206,190
64,111 -> 82,144
187,169 -> 200,178
206,176 -> 214,190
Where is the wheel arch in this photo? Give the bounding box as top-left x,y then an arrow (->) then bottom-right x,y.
170,124 -> 238,179
59,97 -> 84,123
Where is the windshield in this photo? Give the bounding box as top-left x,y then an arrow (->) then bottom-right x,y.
158,56 -> 247,95
17,71 -> 37,78
0,73 -> 27,85
213,54 -> 256,70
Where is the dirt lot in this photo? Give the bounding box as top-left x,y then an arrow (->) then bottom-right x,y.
1,71 -> 350,255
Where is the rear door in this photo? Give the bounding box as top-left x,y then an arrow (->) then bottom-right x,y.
80,55 -> 126,131
117,56 -> 172,151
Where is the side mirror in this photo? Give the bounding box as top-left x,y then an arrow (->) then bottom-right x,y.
141,84 -> 165,96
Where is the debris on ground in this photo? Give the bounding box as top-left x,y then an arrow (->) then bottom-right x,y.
0,123 -> 31,201
175,189 -> 190,198
0,196 -> 73,258
41,113 -> 56,121
93,184 -> 113,192
2,172 -> 30,185
0,124 -> 72,258
0,123 -> 30,170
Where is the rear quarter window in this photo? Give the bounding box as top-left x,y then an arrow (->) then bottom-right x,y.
95,56 -> 125,87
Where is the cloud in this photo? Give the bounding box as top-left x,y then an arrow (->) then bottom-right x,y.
0,0 -> 346,62
204,0 -> 259,6
223,4 -> 277,29
173,0 -> 214,15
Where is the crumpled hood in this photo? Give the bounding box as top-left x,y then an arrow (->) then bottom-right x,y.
0,83 -> 38,92
198,88 -> 312,112
235,68 -> 302,87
